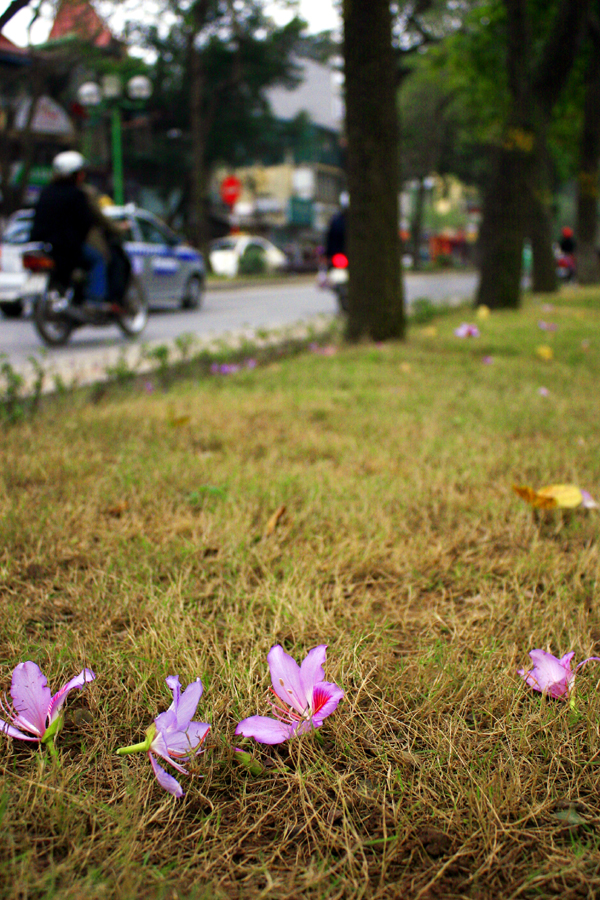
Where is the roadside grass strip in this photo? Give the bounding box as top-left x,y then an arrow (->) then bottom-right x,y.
1,286 -> 600,897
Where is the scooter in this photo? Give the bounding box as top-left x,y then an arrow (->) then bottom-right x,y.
23,243 -> 148,347
555,251 -> 576,283
317,252 -> 349,313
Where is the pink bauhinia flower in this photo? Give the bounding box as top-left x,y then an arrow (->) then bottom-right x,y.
518,649 -> 600,699
454,323 -> 480,338
0,661 -> 95,746
117,675 -> 209,798
235,645 -> 344,745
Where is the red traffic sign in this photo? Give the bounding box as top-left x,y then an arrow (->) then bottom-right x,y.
220,175 -> 241,208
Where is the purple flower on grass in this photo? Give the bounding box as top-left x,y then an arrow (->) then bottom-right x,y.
581,490 -> 599,509
235,644 -> 344,745
246,359 -> 257,369
116,675 -> 209,798
538,387 -> 549,397
454,323 -> 480,338
518,649 -> 600,699
0,661 -> 95,745
538,321 -> 558,332
482,355 -> 494,365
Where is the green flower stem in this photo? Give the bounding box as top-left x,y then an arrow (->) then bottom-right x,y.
116,724 -> 155,756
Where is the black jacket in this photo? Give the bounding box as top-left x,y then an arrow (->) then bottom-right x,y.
31,181 -> 95,277
325,211 -> 346,260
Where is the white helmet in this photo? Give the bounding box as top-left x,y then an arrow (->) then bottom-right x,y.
52,150 -> 86,178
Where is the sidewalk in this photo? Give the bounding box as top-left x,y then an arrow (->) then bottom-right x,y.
7,312 -> 336,396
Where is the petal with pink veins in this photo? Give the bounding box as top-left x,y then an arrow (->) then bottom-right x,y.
299,646 -> 327,702
149,753 -> 184,797
311,681 -> 345,724
165,721 -> 210,756
575,656 -> 600,672
47,668 -> 95,724
150,729 -> 189,774
268,646 -> 307,715
11,662 -> 51,737
235,715 -> 295,745
0,718 -> 40,742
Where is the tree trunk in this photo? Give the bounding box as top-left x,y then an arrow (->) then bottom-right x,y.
410,177 -> 425,271
476,140 -> 531,308
576,43 -> 600,284
343,0 -> 404,341
189,40 -> 210,253
528,126 -> 557,292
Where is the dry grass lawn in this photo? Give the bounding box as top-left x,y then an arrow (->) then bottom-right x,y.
1,286 -> 600,899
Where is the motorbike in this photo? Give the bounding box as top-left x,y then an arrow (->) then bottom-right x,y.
555,251 -> 576,283
22,243 -> 148,347
318,252 -> 349,313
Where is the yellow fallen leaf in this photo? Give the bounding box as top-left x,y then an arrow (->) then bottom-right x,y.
421,326 -> 437,338
476,305 -> 490,320
170,415 -> 191,427
536,345 -> 554,361
513,483 -> 583,509
264,505 -> 286,537
537,484 -> 583,508
513,485 -> 557,509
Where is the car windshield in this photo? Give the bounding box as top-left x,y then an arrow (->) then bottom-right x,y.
211,238 -> 237,251
3,218 -> 32,244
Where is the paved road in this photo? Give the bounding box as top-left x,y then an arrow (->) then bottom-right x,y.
0,271 -> 478,368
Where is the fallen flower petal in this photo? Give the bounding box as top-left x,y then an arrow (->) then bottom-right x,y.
116,675 -> 209,797
0,662 -> 95,745
518,649 -> 600,699
537,387 -> 549,397
235,644 -> 344,746
454,323 -> 480,338
581,490 -> 599,509
538,321 -> 558,331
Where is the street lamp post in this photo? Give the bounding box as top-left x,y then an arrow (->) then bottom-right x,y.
77,74 -> 152,206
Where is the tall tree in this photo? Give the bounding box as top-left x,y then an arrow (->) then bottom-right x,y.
476,0 -> 590,308
135,0 -> 302,250
576,3 -> 600,285
343,0 -> 404,341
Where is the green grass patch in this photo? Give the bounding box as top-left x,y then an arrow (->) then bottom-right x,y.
1,286 -> 600,898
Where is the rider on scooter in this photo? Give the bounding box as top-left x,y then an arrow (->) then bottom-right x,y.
31,151 -> 119,308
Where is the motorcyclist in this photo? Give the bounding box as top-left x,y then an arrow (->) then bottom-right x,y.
325,191 -> 349,264
31,151 -> 118,307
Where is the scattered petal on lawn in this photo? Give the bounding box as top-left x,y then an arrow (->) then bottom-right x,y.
454,323 -> 480,338
518,649 -> 600,699
144,381 -> 155,393
0,662 -> 95,744
116,675 -> 209,797
581,490 -> 599,509
538,387 -> 549,397
482,356 -> 494,365
538,321 -> 558,332
476,305 -> 490,320
536,345 -> 554,361
513,483 -> 590,509
235,644 -> 344,745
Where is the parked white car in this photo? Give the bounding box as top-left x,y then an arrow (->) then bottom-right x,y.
0,209 -> 44,317
209,235 -> 287,277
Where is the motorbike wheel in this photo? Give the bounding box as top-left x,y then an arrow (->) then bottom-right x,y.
117,276 -> 149,338
33,286 -> 74,347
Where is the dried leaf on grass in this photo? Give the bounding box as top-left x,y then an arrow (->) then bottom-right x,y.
264,504 -> 286,537
106,501 -> 129,517
513,484 -> 583,509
